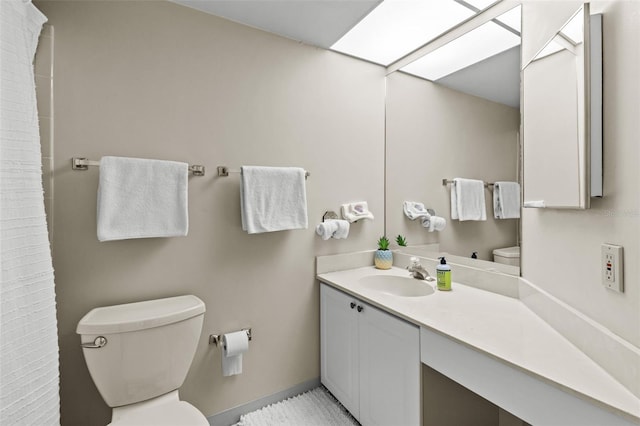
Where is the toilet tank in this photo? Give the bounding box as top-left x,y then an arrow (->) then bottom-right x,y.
77,295 -> 205,408
492,246 -> 521,267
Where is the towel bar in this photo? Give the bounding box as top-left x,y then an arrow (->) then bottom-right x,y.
72,157 -> 206,176
442,178 -> 494,188
217,166 -> 309,179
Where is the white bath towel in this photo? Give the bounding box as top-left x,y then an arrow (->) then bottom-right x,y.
493,181 -> 521,219
240,166 -> 308,234
97,156 -> 189,241
315,219 -> 350,240
450,178 -> 487,221
403,201 -> 430,220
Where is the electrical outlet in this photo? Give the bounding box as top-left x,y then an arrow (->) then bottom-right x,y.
601,244 -> 624,292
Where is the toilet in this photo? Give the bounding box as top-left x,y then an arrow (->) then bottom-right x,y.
76,295 -> 208,426
492,246 -> 521,267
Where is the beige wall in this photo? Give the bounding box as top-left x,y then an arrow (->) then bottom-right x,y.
521,0 -> 640,347
385,72 -> 520,261
34,1 -> 385,424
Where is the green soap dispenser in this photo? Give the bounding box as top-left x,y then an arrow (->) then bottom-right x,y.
437,257 -> 451,291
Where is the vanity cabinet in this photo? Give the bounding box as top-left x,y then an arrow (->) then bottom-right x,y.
320,283 -> 420,426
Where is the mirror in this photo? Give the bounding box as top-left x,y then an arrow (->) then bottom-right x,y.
522,4 -> 602,209
385,5 -> 522,275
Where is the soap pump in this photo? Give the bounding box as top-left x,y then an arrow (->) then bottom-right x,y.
436,256 -> 451,291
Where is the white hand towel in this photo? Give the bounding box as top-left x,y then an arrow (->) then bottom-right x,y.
450,178 -> 487,221
422,215 -> 446,232
316,221 -> 338,240
403,201 -> 430,220
97,156 -> 188,241
315,219 -> 350,240
493,181 -> 521,219
332,220 -> 350,239
340,202 -> 375,223
240,166 -> 308,234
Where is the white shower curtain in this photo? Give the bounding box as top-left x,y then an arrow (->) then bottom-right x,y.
0,1 -> 60,425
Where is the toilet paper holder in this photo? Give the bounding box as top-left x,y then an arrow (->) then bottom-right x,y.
209,328 -> 252,348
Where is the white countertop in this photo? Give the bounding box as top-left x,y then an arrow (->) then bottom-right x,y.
317,266 -> 640,423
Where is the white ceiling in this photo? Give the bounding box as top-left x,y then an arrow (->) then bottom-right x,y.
169,0 -> 520,108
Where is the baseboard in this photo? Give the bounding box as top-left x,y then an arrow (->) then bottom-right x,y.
207,378 -> 321,426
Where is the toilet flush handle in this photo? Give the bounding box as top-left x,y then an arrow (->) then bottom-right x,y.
81,336 -> 107,349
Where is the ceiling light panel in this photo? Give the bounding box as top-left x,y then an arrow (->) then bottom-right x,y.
534,40 -> 564,60
496,5 -> 521,33
401,21 -> 520,81
559,9 -> 583,44
462,0 -> 500,11
331,0 -> 475,66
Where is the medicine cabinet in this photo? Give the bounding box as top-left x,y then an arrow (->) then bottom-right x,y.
522,3 -> 602,209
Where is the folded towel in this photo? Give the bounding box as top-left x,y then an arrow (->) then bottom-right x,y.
97,156 -> 189,241
333,220 -> 350,239
341,202 -> 375,223
316,222 -> 335,240
403,201 -> 430,220
493,181 -> 521,219
422,215 -> 446,232
240,166 -> 308,234
450,178 -> 487,221
315,219 -> 350,240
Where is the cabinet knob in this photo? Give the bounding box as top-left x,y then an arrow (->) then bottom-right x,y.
357,305 -> 364,313
350,302 -> 356,309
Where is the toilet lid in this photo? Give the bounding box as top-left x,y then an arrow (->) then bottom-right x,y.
492,246 -> 520,258
109,401 -> 208,426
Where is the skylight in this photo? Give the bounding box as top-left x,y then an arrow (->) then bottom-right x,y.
330,0 -> 475,66
463,0 -> 500,11
400,19 -> 520,81
331,0 -> 523,84
531,7 -> 583,62
496,5 -> 521,33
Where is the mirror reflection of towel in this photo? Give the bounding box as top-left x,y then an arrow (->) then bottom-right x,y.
493,181 -> 521,219
450,178 -> 486,221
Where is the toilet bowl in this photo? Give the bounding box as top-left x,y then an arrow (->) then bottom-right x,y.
492,246 -> 520,267
76,295 -> 208,425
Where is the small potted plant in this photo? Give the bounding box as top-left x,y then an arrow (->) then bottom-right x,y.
374,236 -> 393,269
395,235 -> 407,247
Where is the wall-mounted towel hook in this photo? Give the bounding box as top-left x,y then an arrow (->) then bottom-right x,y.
322,211 -> 338,222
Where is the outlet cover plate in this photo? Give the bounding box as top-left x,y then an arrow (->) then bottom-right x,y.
601,243 -> 623,292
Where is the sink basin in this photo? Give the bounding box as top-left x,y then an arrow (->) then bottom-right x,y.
358,275 -> 435,297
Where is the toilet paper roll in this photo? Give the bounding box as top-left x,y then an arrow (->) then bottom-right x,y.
222,331 -> 249,377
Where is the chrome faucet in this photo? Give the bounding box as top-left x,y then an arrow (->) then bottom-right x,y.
407,257 -> 435,281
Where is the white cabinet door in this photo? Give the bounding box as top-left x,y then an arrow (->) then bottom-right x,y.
321,283 -> 420,425
358,302 -> 420,426
321,284 -> 360,419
